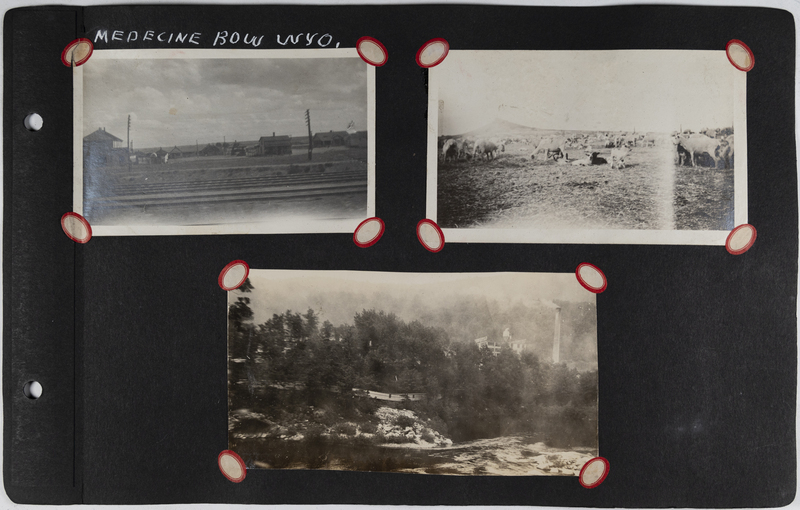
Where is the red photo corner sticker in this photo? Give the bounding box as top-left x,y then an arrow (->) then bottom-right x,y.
356,36 -> 388,67
575,263 -> 607,293
416,38 -> 450,68
726,39 -> 754,72
218,260 -> 250,291
61,38 -> 94,67
726,224 -> 757,255
61,212 -> 92,243
353,217 -> 385,248
218,450 -> 246,483
417,219 -> 444,253
579,457 -> 609,488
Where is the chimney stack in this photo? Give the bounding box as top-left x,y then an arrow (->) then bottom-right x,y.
553,306 -> 562,363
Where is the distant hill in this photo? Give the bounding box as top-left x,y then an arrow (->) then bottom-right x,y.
458,118 -> 539,138
455,119 -> 602,139
457,119 -> 577,139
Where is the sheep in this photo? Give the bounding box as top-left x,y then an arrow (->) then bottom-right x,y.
472,139 -> 505,161
570,151 -> 607,166
441,139 -> 458,162
456,138 -> 473,160
610,147 -> 630,169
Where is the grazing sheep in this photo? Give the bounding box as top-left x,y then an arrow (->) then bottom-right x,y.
531,136 -> 567,161
441,139 -> 458,162
610,147 -> 630,169
676,134 -> 721,168
473,139 -> 504,161
719,135 -> 734,169
456,138 -> 473,160
672,139 -> 691,166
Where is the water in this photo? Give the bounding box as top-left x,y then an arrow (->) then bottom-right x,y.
239,434 -> 598,476
388,435 -> 597,476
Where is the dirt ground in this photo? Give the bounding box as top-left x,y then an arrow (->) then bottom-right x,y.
437,142 -> 734,231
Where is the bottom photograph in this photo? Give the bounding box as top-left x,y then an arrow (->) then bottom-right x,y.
227,270 -> 598,476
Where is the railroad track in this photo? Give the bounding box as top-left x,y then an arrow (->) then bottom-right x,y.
90,168 -> 368,209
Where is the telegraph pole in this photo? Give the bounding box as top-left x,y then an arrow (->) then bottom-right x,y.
305,109 -> 312,161
127,114 -> 131,171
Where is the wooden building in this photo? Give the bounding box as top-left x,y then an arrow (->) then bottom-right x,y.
258,134 -> 292,155
83,127 -> 124,167
346,130 -> 368,148
199,144 -> 222,156
312,130 -> 348,148
155,148 -> 169,163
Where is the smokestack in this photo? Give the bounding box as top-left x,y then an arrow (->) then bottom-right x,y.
553,306 -> 561,363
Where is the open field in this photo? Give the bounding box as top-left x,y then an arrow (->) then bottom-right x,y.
83,146 -> 368,226
437,140 -> 734,231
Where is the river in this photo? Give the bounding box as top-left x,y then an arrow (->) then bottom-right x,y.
243,434 -> 597,476
382,435 -> 597,476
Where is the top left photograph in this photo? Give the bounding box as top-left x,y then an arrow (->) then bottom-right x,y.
74,49 -> 376,236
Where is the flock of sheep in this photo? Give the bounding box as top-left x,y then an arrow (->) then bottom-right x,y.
441,137 -> 506,162
439,128 -> 735,171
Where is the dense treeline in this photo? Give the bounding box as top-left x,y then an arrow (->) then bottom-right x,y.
229,283 -> 597,446
251,289 -> 597,363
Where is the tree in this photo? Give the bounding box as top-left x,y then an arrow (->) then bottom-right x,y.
229,297 -> 253,330
303,308 -> 319,340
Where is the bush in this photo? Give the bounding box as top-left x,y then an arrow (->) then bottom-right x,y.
354,396 -> 379,415
313,409 -> 339,427
360,422 -> 378,434
305,424 -> 326,442
334,422 -> 357,436
427,416 -> 449,436
394,415 -> 416,428
383,434 -> 415,444
421,430 -> 436,443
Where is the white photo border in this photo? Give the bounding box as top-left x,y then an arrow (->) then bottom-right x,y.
74,48 -> 376,236
426,49 -> 747,246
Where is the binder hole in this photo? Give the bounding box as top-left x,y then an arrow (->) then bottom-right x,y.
23,380 -> 42,399
24,113 -> 43,131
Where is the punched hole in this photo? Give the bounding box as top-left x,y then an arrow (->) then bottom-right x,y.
23,380 -> 42,399
24,113 -> 43,132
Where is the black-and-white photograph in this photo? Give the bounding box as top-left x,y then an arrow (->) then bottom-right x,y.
228,270 -> 598,475
427,50 -> 747,245
75,49 -> 374,235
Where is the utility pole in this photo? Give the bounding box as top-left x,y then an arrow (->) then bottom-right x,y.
127,114 -> 131,171
305,109 -> 312,161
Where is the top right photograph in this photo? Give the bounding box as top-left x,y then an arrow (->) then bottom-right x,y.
426,50 -> 747,245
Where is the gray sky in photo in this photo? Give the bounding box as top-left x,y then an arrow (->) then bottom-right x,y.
437,50 -> 737,135
83,57 -> 368,149
236,270 -> 595,326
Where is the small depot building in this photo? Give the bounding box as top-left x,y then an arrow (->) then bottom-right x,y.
258,134 -> 293,155
313,130 -> 348,148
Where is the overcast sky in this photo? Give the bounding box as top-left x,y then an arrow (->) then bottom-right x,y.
83,56 -> 368,149
236,270 -> 595,326
436,50 -> 738,135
